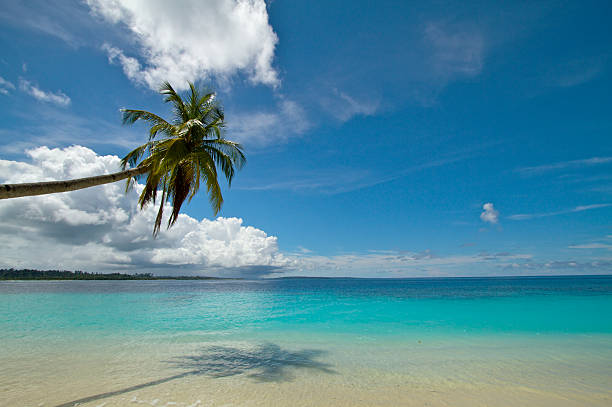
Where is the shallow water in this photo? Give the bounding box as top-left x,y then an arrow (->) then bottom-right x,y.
1,276 -> 611,406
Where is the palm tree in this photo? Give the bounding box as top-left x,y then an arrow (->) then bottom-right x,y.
0,82 -> 246,235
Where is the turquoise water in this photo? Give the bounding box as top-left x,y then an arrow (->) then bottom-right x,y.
2,277 -> 611,338
1,276 -> 612,406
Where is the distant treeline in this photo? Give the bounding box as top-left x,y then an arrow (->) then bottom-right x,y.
0,269 -> 230,280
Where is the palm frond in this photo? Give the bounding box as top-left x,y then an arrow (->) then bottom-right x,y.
176,119 -> 205,138
153,188 -> 166,236
188,82 -> 200,118
160,82 -> 188,122
197,92 -> 216,111
167,163 -> 193,228
121,81 -> 245,235
203,139 -> 246,167
199,155 -> 223,214
121,109 -> 169,127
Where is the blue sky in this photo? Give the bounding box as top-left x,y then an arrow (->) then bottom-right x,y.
0,0 -> 610,277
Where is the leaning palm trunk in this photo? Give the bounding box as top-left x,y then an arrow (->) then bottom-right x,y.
0,166 -> 148,199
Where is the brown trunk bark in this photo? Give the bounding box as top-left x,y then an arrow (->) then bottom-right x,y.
0,166 -> 149,199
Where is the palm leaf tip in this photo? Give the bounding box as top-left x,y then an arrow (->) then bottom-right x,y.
159,81 -> 174,94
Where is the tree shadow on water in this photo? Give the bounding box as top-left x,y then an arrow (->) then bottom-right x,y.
168,343 -> 336,382
54,343 -> 335,407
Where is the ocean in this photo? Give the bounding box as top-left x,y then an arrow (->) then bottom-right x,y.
1,276 -> 611,406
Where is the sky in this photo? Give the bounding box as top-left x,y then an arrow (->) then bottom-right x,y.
0,0 -> 610,278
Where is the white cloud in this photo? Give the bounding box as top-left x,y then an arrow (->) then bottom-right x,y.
319,88 -> 380,122
238,149 -> 483,195
88,0 -> 280,90
401,21 -> 486,106
19,79 -> 71,106
0,1 -> 92,48
574,204 -> 611,211
229,98 -> 309,145
237,168 -> 374,194
547,56 -> 606,88
0,146 -> 290,276
149,217 -> 285,268
289,250 -> 538,278
0,76 -> 15,95
480,203 -> 499,224
508,203 -> 611,220
568,243 -> 612,250
498,260 -> 612,275
424,22 -> 484,79
2,147 -> 603,278
0,106 -> 144,155
515,157 -> 612,175
554,64 -> 602,87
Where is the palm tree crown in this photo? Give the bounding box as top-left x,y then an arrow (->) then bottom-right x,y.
121,82 -> 245,236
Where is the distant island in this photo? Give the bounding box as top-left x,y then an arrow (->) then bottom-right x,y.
0,269 -> 236,280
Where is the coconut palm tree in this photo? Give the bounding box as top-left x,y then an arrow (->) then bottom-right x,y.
0,82 -> 246,235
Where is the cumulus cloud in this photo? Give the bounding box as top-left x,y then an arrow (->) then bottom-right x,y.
480,203 -> 499,224
3,147 -> 603,278
88,0 -> 280,90
0,146 -> 290,276
19,79 -> 71,106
